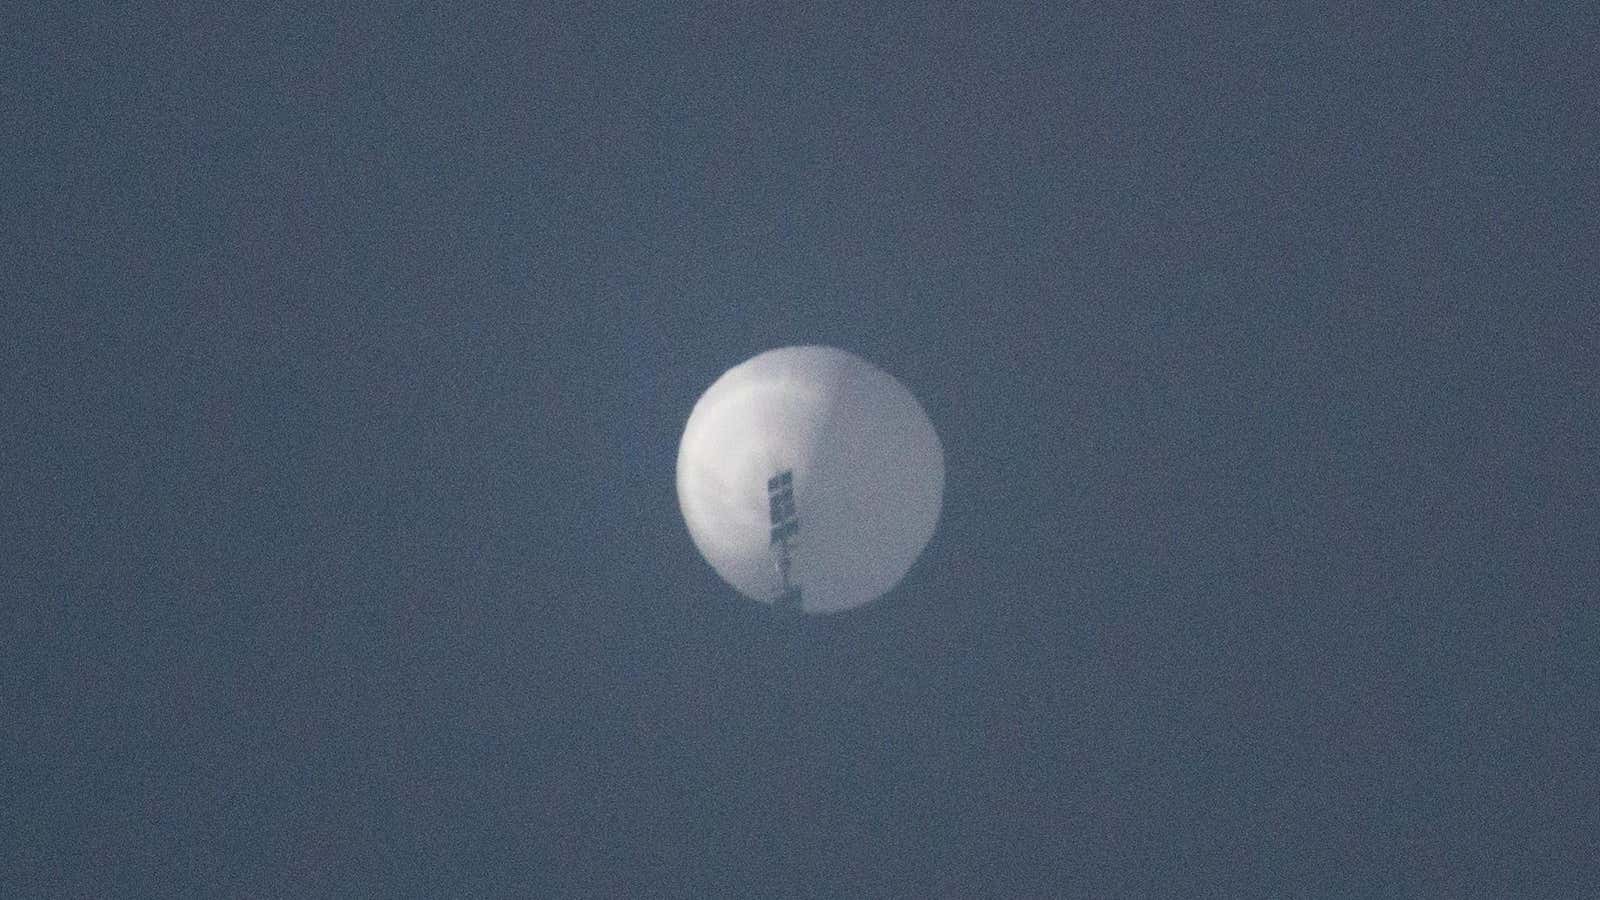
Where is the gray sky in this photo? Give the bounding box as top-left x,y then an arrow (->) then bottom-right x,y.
4,5 -> 1597,896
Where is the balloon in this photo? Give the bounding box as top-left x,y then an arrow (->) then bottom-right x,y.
676,346 -> 944,614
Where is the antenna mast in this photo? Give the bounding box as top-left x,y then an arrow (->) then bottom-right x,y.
767,470 -> 802,612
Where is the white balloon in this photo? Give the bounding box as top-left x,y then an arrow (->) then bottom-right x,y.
676,346 -> 944,614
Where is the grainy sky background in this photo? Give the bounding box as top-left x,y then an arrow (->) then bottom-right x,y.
4,4 -> 1597,896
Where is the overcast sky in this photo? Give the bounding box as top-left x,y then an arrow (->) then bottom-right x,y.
4,5 -> 1597,896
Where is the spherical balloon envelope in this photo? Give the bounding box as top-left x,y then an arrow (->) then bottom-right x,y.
676,346 -> 944,614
